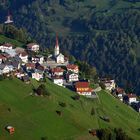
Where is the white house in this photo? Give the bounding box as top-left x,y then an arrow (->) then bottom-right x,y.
101,78 -> 116,91
26,63 -> 35,70
52,76 -> 64,86
19,52 -> 28,63
31,55 -> 44,64
0,43 -> 13,52
56,53 -> 64,64
128,94 -> 137,104
75,82 -> 93,96
51,67 -> 64,76
0,64 -> 11,74
15,70 -> 26,79
66,73 -> 79,82
66,64 -> 79,73
32,71 -> 43,81
0,54 -> 7,64
116,87 -> 125,101
27,43 -> 39,52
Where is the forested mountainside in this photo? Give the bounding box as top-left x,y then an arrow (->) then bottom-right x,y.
0,0 -> 140,94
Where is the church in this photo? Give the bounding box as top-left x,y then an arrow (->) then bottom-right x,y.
54,35 -> 65,64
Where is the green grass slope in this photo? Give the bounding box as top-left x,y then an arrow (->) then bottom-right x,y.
0,34 -> 24,48
0,78 -> 139,140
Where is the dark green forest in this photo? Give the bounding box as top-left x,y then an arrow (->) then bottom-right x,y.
0,0 -> 140,94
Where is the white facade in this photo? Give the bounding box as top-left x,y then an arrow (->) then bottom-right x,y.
27,44 -> 39,52
129,97 -> 137,104
32,72 -> 43,81
0,44 -> 13,52
0,58 -> 2,64
118,94 -> 123,101
77,91 -> 92,96
16,72 -> 26,79
53,78 -> 63,86
31,56 -> 44,64
56,53 -> 64,64
19,53 -> 28,63
67,65 -> 79,73
54,45 -> 59,56
67,73 -> 79,82
104,80 -> 116,91
0,65 -> 11,74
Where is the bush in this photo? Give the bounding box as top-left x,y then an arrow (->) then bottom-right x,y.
36,84 -> 51,96
91,107 -> 95,115
59,102 -> 67,107
0,75 -> 4,81
71,95 -> 80,100
99,82 -> 106,90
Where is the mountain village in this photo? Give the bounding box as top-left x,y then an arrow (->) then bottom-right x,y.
0,33 -> 140,113
0,8 -> 139,115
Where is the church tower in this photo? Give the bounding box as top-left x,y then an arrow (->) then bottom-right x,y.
54,34 -> 60,56
4,11 -> 14,24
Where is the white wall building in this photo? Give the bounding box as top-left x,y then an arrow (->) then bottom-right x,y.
52,76 -> 64,86
19,52 -> 28,63
27,43 -> 39,52
67,73 -> 79,82
0,43 -> 13,52
32,72 -> 43,81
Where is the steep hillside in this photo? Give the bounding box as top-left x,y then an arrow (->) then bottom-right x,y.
0,0 -> 139,94
0,78 -> 139,140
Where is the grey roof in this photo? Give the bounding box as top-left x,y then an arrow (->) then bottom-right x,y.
22,75 -> 30,82
0,64 -> 6,70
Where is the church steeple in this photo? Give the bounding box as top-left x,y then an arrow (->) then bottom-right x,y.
54,34 -> 60,56
4,10 -> 14,24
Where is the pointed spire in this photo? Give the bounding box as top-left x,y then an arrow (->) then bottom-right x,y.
54,33 -> 60,56
56,33 -> 59,48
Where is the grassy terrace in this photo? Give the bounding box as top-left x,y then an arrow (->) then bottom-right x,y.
0,34 -> 24,48
0,78 -> 139,140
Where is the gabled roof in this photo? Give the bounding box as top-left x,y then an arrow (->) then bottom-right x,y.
52,67 -> 64,73
127,94 -> 137,98
116,87 -> 124,94
27,43 -> 38,48
67,64 -> 78,70
52,75 -> 63,80
36,65 -> 44,71
2,43 -> 13,47
75,82 -> 89,88
26,63 -> 35,69
19,51 -> 28,57
0,64 -> 6,70
22,75 -> 30,82
0,54 -> 6,59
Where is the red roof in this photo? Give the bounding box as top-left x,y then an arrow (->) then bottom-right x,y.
75,82 -> 89,88
52,67 -> 64,73
0,54 -> 6,59
67,64 -> 78,70
26,63 -> 35,68
55,34 -> 59,48
127,94 -> 137,98
3,43 -> 13,47
116,87 -> 124,94
27,43 -> 38,48
36,65 -> 44,71
78,88 -> 93,93
20,51 -> 28,57
52,75 -> 63,79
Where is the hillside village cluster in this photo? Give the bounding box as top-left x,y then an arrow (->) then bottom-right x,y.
0,36 -> 140,112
